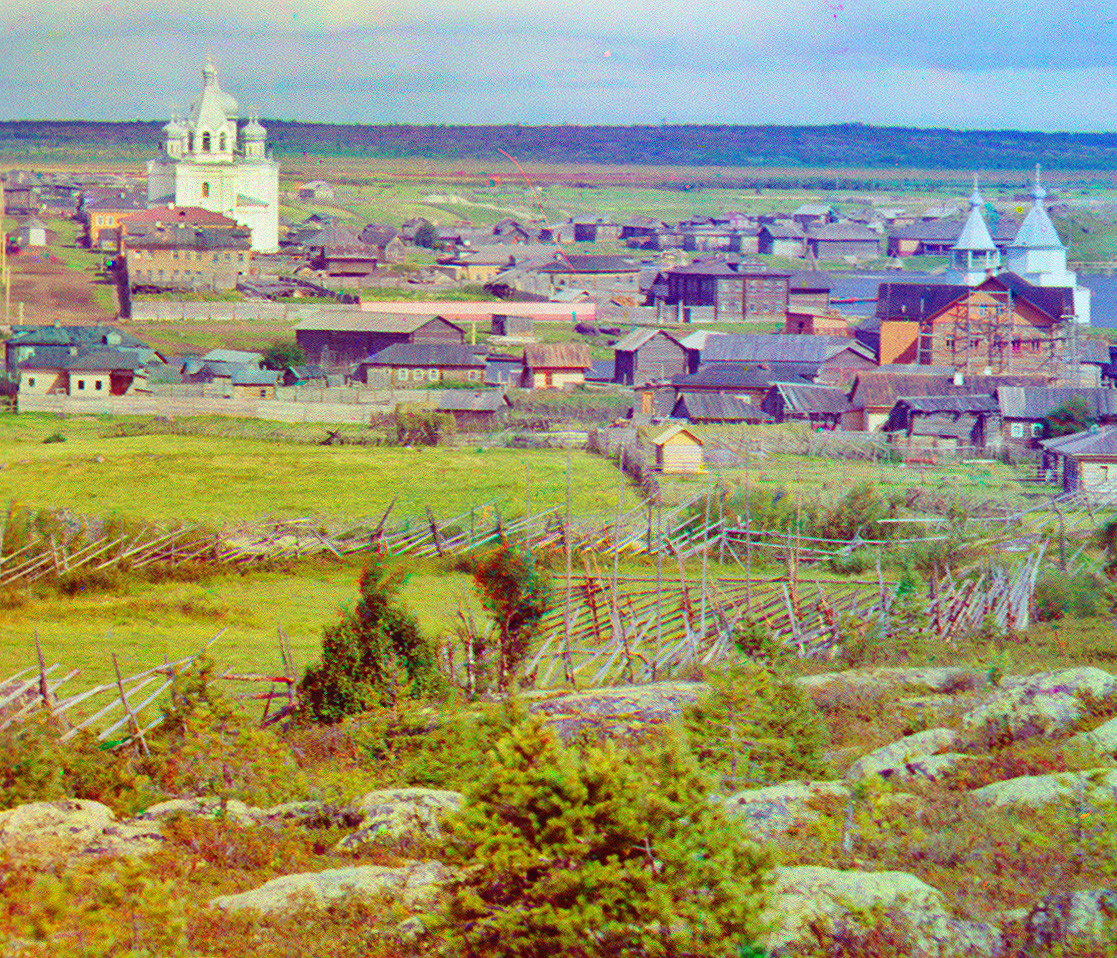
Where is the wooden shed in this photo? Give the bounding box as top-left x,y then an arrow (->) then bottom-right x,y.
650,423 -> 704,474
612,328 -> 686,385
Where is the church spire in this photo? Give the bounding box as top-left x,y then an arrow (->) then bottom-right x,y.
950,173 -> 999,285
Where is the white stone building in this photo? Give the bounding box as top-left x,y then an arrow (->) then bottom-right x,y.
146,62 -> 279,252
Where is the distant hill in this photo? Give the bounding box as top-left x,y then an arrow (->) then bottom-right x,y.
6,120 -> 1117,171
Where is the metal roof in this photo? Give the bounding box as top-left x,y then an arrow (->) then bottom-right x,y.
672,362 -> 816,390
703,333 -> 873,366
292,311 -> 461,335
613,328 -> 682,352
202,348 -> 262,365
894,393 -> 999,414
231,367 -> 280,386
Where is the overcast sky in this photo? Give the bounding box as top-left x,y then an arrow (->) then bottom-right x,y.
2,0 -> 1113,130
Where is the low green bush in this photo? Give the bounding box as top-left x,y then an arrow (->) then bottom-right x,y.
1034,570 -> 1112,621
439,717 -> 771,958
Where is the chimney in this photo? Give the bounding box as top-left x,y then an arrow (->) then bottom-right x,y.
953,370 -> 963,387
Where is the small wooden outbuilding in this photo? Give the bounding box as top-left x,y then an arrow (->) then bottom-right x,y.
650,423 -> 704,474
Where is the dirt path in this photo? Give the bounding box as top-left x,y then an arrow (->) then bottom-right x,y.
3,253 -> 117,326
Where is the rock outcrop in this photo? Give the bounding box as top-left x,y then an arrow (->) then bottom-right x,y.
210,861 -> 449,915
337,788 -> 463,850
525,681 -> 705,741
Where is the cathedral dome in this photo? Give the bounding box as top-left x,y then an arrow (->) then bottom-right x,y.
244,116 -> 266,140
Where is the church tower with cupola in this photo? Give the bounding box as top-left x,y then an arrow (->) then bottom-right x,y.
1006,166 -> 1089,324
146,61 -> 280,252
946,175 -> 1000,287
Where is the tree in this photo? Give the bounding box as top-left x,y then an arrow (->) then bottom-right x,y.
262,341 -> 306,370
298,561 -> 439,724
414,219 -> 437,249
439,718 -> 772,958
1043,396 -> 1096,438
473,543 -> 551,690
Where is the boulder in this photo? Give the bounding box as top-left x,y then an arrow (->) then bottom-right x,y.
139,797 -> 259,826
970,768 -> 1117,808
255,801 -> 363,829
525,681 -> 704,741
210,861 -> 449,916
338,788 -> 463,850
0,799 -> 115,857
961,668 -> 1117,744
1025,889 -> 1117,952
761,866 -> 1000,958
846,727 -> 958,781
795,667 -> 984,696
1068,715 -> 1117,756
722,782 -> 850,839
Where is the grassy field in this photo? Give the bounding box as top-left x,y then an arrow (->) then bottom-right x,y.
0,414 -> 627,527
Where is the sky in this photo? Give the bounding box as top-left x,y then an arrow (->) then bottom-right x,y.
1,0 -> 1114,130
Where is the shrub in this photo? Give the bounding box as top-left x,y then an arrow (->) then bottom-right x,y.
298,560 -> 440,724
683,663 -> 830,789
439,718 -> 772,958
1034,571 -> 1110,621
731,616 -> 788,670
470,543 -> 552,691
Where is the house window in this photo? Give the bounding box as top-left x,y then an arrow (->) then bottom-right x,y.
95,380 -> 102,391
237,253 -> 244,263
201,182 -> 210,199
202,132 -> 211,152
27,377 -> 35,388
467,370 -> 478,381
1031,423 -> 1043,437
77,379 -> 85,390
219,132 -> 227,152
428,369 -> 439,381
398,369 -> 408,381
187,133 -> 193,151
1011,423 -> 1024,438
259,388 -> 267,397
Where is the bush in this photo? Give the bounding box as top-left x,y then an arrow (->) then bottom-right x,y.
298,561 -> 440,724
1034,571 -> 1111,621
439,718 -> 771,958
683,662 -> 830,789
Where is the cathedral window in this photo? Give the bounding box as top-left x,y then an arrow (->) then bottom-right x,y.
201,182 -> 210,199
202,132 -> 211,152
219,132 -> 227,153
188,133 -> 193,152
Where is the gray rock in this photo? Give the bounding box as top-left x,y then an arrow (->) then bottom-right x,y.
210,861 -> 449,915
761,865 -> 1000,958
526,681 -> 705,741
962,668 -> 1117,744
722,782 -> 851,838
338,788 -> 463,850
795,667 -> 984,696
970,768 -> 1117,808
1069,714 -> 1117,756
846,727 -> 959,781
1025,889 -> 1117,952
0,799 -> 115,857
255,801 -> 363,829
139,797 -> 259,826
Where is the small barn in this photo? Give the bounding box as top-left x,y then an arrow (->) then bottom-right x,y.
19,216 -> 48,248
612,328 -> 686,385
436,390 -> 512,430
521,343 -> 591,389
650,423 -> 704,474
761,382 -> 856,430
1040,427 -> 1117,495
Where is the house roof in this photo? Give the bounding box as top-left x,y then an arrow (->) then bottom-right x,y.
807,222 -> 881,242
359,224 -> 399,248
672,362 -> 817,391
231,366 -> 280,386
613,328 -> 682,352
761,223 -> 806,239
292,311 -> 463,335
310,224 -> 383,258
534,254 -> 641,275
650,423 -> 702,447
850,371 -> 1046,408
672,391 -> 769,423
364,343 -> 485,368
908,414 -> 979,439
769,382 -> 853,414
794,204 -> 833,216
122,205 -> 238,229
1040,426 -> 1117,458
523,343 -> 591,369
997,386 -> 1117,420
703,333 -> 874,366
202,348 -> 262,365
893,393 -> 999,415
126,224 -> 251,250
789,270 -> 833,292
65,348 -> 147,372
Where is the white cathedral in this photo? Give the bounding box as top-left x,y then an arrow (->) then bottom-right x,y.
146,62 -> 280,252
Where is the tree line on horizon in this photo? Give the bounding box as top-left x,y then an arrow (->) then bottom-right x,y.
6,120 -> 1117,175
